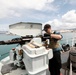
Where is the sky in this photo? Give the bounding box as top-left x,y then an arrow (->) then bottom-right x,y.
0,0 -> 76,31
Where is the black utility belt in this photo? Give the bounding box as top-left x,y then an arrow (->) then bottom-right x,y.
53,50 -> 61,53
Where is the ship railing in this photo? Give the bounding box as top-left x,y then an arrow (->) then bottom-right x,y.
60,37 -> 76,47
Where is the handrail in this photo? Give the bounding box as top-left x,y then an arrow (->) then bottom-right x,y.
60,37 -> 76,47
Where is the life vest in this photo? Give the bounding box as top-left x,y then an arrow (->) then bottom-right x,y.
49,38 -> 60,49
49,31 -> 62,50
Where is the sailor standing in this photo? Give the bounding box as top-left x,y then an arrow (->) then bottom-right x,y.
43,24 -> 63,75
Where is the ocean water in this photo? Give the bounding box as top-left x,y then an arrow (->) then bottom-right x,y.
60,32 -> 76,45
0,32 -> 76,60
0,34 -> 19,60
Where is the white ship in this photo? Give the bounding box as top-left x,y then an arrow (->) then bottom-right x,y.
0,22 -> 76,75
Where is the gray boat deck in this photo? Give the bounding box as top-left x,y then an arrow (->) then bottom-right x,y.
0,68 -> 76,75
0,50 -> 76,75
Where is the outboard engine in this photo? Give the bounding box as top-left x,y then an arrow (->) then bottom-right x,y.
62,44 -> 70,52
66,44 -> 70,51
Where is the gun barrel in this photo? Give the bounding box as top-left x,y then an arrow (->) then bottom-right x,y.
0,37 -> 32,45
0,35 -> 50,45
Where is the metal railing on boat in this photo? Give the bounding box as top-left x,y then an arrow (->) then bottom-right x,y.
61,37 -> 76,47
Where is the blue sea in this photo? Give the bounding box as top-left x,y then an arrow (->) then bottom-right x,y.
0,34 -> 19,60
0,32 -> 76,60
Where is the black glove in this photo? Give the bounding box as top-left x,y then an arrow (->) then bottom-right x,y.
42,33 -> 51,41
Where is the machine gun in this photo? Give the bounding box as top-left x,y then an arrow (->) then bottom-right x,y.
0,22 -> 53,71
0,22 -> 51,47
0,36 -> 33,46
0,34 -> 50,46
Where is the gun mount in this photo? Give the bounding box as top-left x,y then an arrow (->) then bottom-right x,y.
0,22 -> 42,45
0,22 -> 53,75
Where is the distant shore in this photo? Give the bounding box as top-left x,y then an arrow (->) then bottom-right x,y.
57,29 -> 76,33
0,31 -> 8,34
0,29 -> 76,34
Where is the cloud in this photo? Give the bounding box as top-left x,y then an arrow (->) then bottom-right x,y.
43,10 -> 76,30
62,10 -> 76,23
43,19 -> 62,30
43,4 -> 59,12
0,0 -> 54,19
